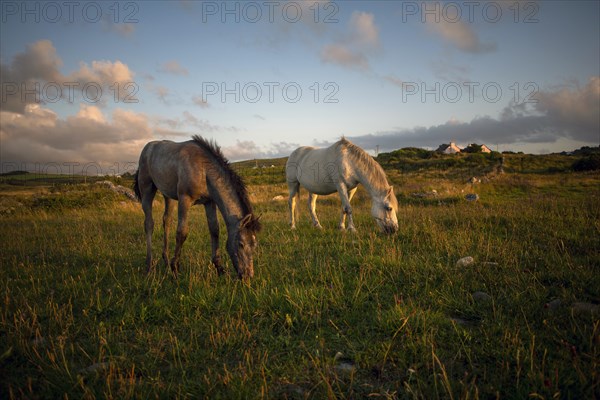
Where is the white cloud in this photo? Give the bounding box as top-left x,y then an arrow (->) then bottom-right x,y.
158,60 -> 189,76
192,95 -> 210,108
1,40 -> 137,113
320,11 -> 380,70
426,19 -> 496,54
222,140 -> 300,161
337,76 -> 600,151
0,104 -> 153,168
349,11 -> 379,47
320,44 -> 369,70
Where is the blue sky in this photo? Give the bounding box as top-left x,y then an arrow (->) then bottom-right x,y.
1,1 -> 599,171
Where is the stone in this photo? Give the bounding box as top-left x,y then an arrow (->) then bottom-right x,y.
544,299 -> 562,311
571,302 -> 600,316
456,256 -> 475,267
333,352 -> 356,373
481,262 -> 499,267
465,194 -> 479,201
473,291 -> 491,302
79,362 -> 111,375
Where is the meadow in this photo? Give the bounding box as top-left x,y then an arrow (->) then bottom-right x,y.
1,152 -> 599,399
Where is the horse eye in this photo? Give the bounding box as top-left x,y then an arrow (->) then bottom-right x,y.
385,206 -> 392,212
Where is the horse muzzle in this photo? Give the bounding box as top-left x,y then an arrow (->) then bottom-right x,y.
376,218 -> 398,235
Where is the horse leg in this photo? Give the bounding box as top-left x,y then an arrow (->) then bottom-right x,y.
141,185 -> 157,273
171,195 -> 192,277
336,183 -> 356,233
162,196 -> 174,268
205,201 -> 225,276
288,182 -> 300,229
307,192 -> 323,229
339,187 -> 357,230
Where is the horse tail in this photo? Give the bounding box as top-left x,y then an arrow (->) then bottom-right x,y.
133,169 -> 142,202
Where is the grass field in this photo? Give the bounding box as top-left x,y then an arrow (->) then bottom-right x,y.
1,158 -> 599,398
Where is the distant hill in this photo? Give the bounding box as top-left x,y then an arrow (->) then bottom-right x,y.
0,170 -> 29,176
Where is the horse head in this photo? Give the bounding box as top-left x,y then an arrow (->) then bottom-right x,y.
227,214 -> 261,279
371,186 -> 399,234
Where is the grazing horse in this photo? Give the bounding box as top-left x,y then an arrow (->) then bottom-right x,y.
133,135 -> 261,279
286,138 -> 399,234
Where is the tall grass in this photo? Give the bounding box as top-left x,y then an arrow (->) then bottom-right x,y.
1,172 -> 599,398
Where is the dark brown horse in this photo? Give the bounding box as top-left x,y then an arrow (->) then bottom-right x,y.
133,135 -> 261,279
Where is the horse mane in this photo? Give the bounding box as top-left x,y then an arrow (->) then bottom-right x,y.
336,137 -> 389,190
191,135 -> 261,232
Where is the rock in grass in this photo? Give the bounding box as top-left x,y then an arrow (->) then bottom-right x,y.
571,302 -> 600,316
334,352 -> 356,374
544,299 -> 562,311
336,361 -> 356,373
79,362 -> 111,375
473,291 -> 491,302
456,256 -> 475,267
481,262 -> 499,268
465,194 -> 479,201
271,195 -> 285,201
450,316 -> 474,327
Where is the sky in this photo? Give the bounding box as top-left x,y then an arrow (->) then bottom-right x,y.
1,0 -> 599,174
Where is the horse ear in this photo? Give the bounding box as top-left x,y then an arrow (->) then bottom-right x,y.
240,214 -> 253,228
386,186 -> 394,198
240,214 -> 262,231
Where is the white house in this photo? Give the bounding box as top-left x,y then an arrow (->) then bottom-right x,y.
436,142 -> 462,154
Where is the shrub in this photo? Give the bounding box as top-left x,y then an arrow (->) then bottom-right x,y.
572,154 -> 600,171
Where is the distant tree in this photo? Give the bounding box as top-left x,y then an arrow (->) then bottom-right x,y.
463,144 -> 483,153
572,146 -> 600,156
572,154 -> 600,171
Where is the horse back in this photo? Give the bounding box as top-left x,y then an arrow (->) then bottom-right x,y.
286,145 -> 342,195
139,140 -> 209,201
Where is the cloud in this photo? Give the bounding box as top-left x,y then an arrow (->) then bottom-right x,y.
155,111 -> 240,134
153,86 -> 170,104
1,40 -> 137,113
0,104 -> 153,169
426,19 -> 496,54
336,76 -> 600,151
320,11 -> 380,70
320,44 -> 369,70
222,140 -> 300,161
349,11 -> 379,47
533,76 -> 600,142
192,95 -> 210,108
383,75 -> 414,90
430,58 -> 471,83
1,40 -> 62,113
158,60 -> 189,76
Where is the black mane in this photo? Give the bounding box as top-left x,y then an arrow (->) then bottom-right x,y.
191,135 -> 261,232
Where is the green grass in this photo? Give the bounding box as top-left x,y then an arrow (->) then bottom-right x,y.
1,170 -> 599,398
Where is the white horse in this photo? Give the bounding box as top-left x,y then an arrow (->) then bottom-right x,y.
285,138 -> 399,234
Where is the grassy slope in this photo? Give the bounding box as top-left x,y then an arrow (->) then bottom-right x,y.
0,167 -> 599,398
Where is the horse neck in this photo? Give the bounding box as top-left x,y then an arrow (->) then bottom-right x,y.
207,174 -> 248,228
351,155 -> 389,199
